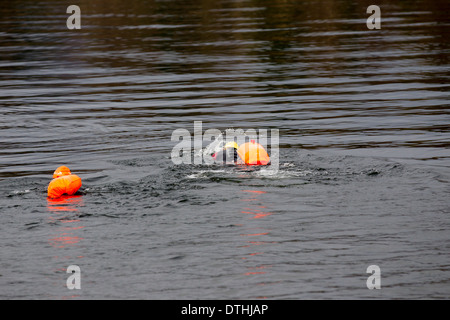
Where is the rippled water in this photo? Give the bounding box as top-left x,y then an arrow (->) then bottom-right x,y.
1,0 -> 449,299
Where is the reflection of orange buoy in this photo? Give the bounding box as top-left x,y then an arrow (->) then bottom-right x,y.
47,194 -> 83,212
237,140 -> 270,165
47,166 -> 82,199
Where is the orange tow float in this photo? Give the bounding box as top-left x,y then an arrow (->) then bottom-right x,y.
237,140 -> 271,165
47,166 -> 82,199
212,140 -> 271,165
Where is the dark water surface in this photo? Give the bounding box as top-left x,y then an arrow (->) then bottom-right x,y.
1,0 -> 449,299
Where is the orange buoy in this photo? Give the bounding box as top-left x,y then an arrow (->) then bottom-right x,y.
47,166 -> 82,199
237,140 -> 271,165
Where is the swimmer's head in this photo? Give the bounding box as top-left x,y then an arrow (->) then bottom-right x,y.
213,142 -> 239,163
53,166 -> 72,179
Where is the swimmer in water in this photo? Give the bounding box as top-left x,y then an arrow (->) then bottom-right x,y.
212,141 -> 240,164
212,140 -> 270,165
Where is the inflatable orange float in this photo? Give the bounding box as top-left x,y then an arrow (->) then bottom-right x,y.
47,166 -> 82,199
237,140 -> 271,165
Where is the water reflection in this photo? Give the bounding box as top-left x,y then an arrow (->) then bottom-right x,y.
238,189 -> 275,298
46,195 -> 85,299
47,195 -> 84,213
